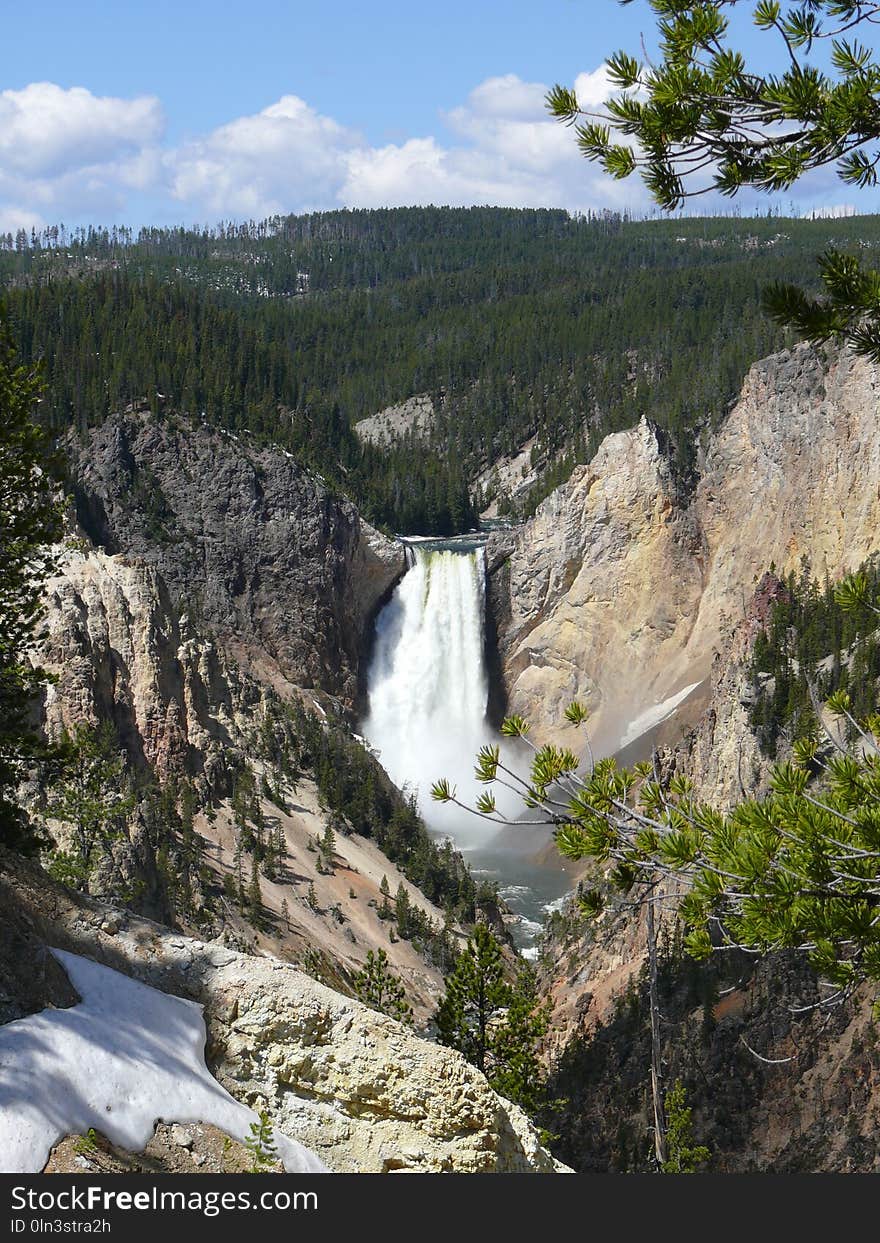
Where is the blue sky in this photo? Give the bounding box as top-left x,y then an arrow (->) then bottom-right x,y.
1,0 -> 876,232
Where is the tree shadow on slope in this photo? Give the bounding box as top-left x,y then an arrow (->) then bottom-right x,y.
544,938 -> 880,1174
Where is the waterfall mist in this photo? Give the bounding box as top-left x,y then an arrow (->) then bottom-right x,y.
363,543 -> 521,846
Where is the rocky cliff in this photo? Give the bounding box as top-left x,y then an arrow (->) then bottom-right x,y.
499,342 -> 880,1172
38,542 -> 256,790
28,419 -> 461,1015
67,410 -> 404,705
490,344 -> 880,754
671,570 -> 786,809
1,852 -> 567,1174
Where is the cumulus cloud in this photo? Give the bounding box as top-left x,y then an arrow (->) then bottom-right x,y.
167,94 -> 358,219
0,82 -> 163,179
0,82 -> 164,233
162,72 -> 635,220
463,73 -> 549,122
342,69 -> 642,213
573,65 -> 614,109
3,67 -> 870,232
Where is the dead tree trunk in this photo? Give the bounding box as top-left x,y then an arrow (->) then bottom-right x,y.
646,893 -> 668,1168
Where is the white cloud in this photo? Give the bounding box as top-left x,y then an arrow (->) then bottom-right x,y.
2,67 -> 872,232
0,82 -> 163,180
0,201 -> 42,235
343,69 -> 642,214
464,73 -> 549,121
573,65 -> 614,110
0,83 -> 164,233
167,94 -> 358,218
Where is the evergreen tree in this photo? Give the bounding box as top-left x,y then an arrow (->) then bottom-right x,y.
232,833 -> 245,908
0,314 -> 62,851
43,723 -> 135,892
244,1110 -> 278,1173
273,820 -> 287,867
548,2 -> 880,359
247,854 -> 263,928
662,1081 -> 711,1175
352,948 -> 414,1027
435,921 -> 508,1075
489,962 -> 553,1119
394,881 -> 414,938
319,819 -> 336,871
434,922 -> 554,1119
231,767 -> 259,851
378,873 -> 392,919
177,779 -> 199,913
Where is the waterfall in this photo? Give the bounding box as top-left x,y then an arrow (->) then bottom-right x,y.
363,542 -> 509,841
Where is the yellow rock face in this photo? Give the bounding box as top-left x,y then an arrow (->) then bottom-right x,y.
493,344 -> 880,755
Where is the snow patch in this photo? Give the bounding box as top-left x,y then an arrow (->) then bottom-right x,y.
618,681 -> 703,750
0,949 -> 327,1174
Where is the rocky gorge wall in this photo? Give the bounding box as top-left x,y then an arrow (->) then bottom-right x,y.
512,343 -> 880,1171
66,410 -> 404,705
38,410 -> 407,793
38,544 -> 261,790
27,417 -> 456,1011
489,344 -> 880,755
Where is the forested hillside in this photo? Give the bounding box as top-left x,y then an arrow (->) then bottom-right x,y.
4,206 -> 880,534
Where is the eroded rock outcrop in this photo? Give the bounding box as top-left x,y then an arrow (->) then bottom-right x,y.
354,394 -> 436,448
491,344 -> 880,752
672,571 -> 787,809
488,418 -> 702,751
67,412 -> 404,704
38,542 -> 271,791
206,953 -> 565,1173
0,854 -> 568,1174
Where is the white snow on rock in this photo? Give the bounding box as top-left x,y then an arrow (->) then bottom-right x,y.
0,949 -> 328,1174
618,681 -> 703,750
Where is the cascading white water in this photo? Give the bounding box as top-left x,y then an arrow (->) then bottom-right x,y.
363,542 -> 512,841
363,538 -> 573,945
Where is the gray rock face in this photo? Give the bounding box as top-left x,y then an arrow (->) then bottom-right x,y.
354,394 -> 436,448
67,412 -> 404,703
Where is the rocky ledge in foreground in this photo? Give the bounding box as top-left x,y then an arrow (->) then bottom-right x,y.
1,853 -> 568,1174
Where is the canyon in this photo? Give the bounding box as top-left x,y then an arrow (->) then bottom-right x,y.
8,338 -> 880,1173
